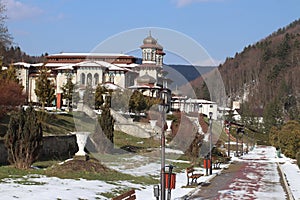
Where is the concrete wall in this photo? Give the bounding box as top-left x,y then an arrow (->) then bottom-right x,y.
0,135 -> 78,165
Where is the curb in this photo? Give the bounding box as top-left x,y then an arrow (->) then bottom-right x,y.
277,162 -> 295,200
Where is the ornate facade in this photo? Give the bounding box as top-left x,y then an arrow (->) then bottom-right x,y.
13,34 -> 170,108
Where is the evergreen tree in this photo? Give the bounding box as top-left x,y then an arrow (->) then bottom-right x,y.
61,74 -> 77,110
82,83 -> 95,108
94,85 -> 107,110
263,99 -> 283,133
269,120 -> 300,158
129,90 -> 147,114
4,106 -> 43,169
0,64 -> 19,83
93,96 -> 115,153
34,66 -> 55,109
199,82 -> 210,100
6,64 -> 19,83
277,33 -> 291,60
99,96 -> 114,143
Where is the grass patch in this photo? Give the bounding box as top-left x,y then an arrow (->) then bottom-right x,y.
32,160 -> 62,169
114,131 -> 160,150
14,179 -> 47,185
44,158 -> 158,185
0,165 -> 44,179
100,187 -> 136,199
0,159 -> 158,187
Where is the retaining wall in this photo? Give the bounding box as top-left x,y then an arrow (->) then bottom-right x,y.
0,135 -> 78,165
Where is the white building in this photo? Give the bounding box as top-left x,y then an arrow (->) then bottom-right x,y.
13,34 -> 170,108
13,34 -> 218,116
171,95 -> 218,120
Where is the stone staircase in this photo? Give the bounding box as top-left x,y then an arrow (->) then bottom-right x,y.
76,101 -> 161,139
110,109 -> 161,138
187,116 -> 204,135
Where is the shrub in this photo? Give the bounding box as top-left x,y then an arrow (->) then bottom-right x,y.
4,106 -> 43,169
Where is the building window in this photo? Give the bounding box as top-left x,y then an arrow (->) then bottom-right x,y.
94,73 -> 99,85
87,73 -> 92,85
147,52 -> 151,61
109,72 -> 114,83
152,50 -> 155,61
80,73 -> 85,85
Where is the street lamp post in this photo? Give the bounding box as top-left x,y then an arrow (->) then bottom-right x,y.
226,122 -> 231,158
160,106 -> 166,200
241,127 -> 245,155
159,88 -> 170,200
236,128 -> 239,157
241,130 -> 244,156
246,130 -> 248,154
209,112 -> 213,175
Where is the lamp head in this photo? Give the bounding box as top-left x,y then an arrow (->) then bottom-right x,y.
209,112 -> 213,118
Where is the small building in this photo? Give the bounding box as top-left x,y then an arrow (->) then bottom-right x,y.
171,95 -> 218,120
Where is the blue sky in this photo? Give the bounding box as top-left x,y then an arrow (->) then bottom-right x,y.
4,0 -> 300,64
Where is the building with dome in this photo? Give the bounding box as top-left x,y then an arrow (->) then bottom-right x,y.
11,33 -> 220,119
13,33 -> 171,108
129,33 -> 171,98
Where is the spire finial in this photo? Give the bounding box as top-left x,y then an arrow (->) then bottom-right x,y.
149,30 -> 151,37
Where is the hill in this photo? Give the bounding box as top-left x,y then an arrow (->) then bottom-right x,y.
188,19 -> 300,129
166,64 -> 215,83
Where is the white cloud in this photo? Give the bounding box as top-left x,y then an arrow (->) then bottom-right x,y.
3,0 -> 43,20
174,0 -> 224,7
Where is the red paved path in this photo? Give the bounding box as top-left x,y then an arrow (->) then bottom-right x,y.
187,146 -> 287,200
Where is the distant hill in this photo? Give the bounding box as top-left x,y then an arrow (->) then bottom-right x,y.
166,64 -> 215,82
188,19 -> 300,123
164,64 -> 215,92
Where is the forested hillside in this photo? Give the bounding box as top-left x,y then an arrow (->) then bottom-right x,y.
189,19 -> 300,131
0,46 -> 45,66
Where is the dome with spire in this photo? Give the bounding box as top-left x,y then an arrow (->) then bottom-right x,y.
141,31 -> 164,49
143,34 -> 157,45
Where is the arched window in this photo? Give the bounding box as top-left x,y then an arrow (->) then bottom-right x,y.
87,73 -> 92,85
152,50 -> 155,61
143,50 -> 146,60
109,72 -> 114,83
146,52 -> 151,61
80,73 -> 85,85
94,73 -> 99,85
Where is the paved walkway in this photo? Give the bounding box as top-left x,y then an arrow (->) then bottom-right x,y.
187,146 -> 287,200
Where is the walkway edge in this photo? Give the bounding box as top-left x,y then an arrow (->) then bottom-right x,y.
277,162 -> 295,200
177,169 -> 222,200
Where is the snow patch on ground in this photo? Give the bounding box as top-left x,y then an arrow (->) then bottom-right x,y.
0,146 -> 299,199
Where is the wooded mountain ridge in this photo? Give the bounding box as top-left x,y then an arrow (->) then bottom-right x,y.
187,19 -> 300,123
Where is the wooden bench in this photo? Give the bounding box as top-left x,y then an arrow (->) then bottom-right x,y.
112,189 -> 136,200
212,156 -> 222,169
212,156 -> 231,169
186,166 -> 203,186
